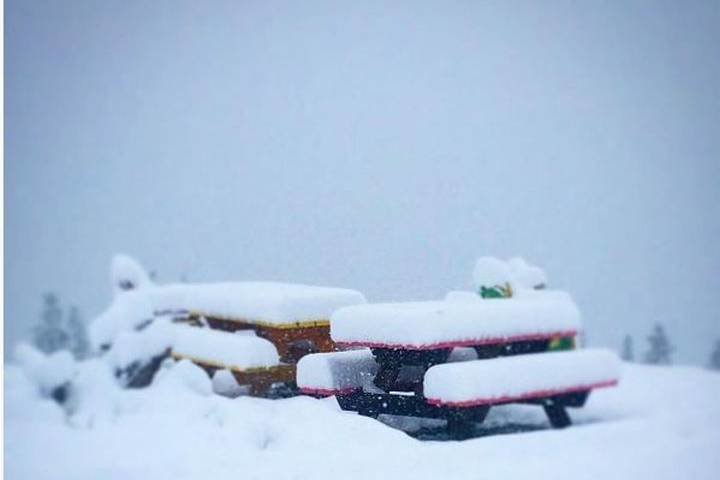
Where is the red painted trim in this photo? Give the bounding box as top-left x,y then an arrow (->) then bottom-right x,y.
298,387 -> 359,397
425,379 -> 618,408
334,330 -> 578,351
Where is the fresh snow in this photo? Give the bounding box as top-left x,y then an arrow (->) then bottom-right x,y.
110,254 -> 154,297
473,256 -> 548,291
150,281 -> 367,325
13,343 -> 77,395
331,289 -> 580,348
92,255 -> 366,351
89,289 -> 155,350
473,256 -> 516,290
507,257 -> 547,290
296,349 -> 378,394
107,319 -> 175,370
105,320 -> 280,372
171,326 -> 280,369
5,362 -> 720,480
424,349 -> 621,406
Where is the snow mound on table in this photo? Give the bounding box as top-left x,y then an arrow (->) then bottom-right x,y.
473,257 -> 515,290
507,257 -> 547,290
331,289 -> 580,348
171,326 -> 280,369
107,318 -> 175,370
297,349 -> 378,394
473,256 -> 548,291
424,349 -> 621,406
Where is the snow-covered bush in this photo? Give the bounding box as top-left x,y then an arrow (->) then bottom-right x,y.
14,343 -> 77,404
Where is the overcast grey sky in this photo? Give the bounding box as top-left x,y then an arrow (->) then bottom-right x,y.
5,0 -> 720,363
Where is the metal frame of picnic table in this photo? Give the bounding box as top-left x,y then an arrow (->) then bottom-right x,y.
334,337 -> 589,438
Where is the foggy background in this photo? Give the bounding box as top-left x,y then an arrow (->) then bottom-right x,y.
5,0 -> 720,363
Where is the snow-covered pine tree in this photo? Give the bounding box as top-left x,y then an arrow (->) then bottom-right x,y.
709,340 -> 720,371
33,293 -> 69,354
66,306 -> 90,360
644,324 -> 674,365
621,335 -> 634,362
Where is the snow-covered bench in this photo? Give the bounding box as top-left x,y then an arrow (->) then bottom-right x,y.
331,290 -> 580,351
296,349 -> 379,396
296,348 -> 480,397
424,349 -> 619,406
298,348 -> 620,431
170,326 -> 280,370
169,326 -> 294,396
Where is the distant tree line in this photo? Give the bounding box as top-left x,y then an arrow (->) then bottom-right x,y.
620,324 -> 720,371
32,292 -> 90,359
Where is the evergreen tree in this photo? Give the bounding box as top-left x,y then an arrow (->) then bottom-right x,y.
66,306 -> 90,360
621,335 -> 634,362
644,324 -> 674,365
709,340 -> 720,371
33,293 -> 69,354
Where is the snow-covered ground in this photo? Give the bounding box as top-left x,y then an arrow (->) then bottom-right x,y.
5,361 -> 719,480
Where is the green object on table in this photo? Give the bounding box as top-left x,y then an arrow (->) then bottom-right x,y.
479,283 -> 513,299
548,336 -> 575,351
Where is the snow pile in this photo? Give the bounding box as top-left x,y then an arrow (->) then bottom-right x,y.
331,289 -> 580,349
211,369 -> 248,397
171,326 -> 280,369
473,256 -> 548,292
107,319 -> 175,370
14,343 -> 77,396
297,349 -> 379,395
473,257 -> 516,292
6,361 -> 720,480
507,257 -> 547,290
153,359 -> 213,396
90,289 -> 155,351
110,253 -> 154,296
424,349 -> 621,406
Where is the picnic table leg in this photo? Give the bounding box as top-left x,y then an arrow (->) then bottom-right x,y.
373,364 -> 401,391
544,401 -> 571,428
446,406 -> 489,439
